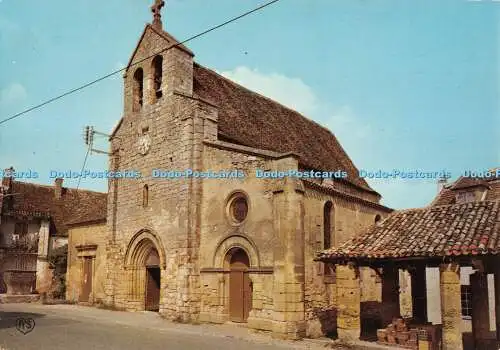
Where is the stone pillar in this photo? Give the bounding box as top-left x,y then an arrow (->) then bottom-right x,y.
35,220 -> 51,293
336,263 -> 361,342
103,241 -> 121,307
440,263 -> 463,350
271,158 -> 306,340
172,97 -> 218,322
381,264 -> 400,327
37,220 -> 50,258
410,265 -> 427,323
470,272 -> 492,343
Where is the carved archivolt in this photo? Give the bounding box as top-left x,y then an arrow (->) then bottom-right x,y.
212,234 -> 260,269
124,229 -> 166,269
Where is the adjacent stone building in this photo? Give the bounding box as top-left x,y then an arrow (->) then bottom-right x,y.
65,2 -> 393,339
0,170 -> 106,298
66,211 -> 107,304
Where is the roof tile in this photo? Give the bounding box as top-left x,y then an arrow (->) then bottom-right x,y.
317,201 -> 500,261
192,63 -> 376,194
2,181 -> 106,236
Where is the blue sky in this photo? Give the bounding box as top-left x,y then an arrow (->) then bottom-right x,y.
0,0 -> 498,209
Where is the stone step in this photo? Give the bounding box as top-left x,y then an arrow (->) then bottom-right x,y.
0,294 -> 40,304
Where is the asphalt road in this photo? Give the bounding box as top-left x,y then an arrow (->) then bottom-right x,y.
0,303 -> 326,350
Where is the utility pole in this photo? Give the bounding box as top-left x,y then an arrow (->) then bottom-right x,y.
83,125 -> 111,155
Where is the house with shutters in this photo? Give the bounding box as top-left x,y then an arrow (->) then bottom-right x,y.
0,168 -> 106,299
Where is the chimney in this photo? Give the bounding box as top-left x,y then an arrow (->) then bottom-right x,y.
437,175 -> 448,193
54,178 -> 63,199
2,167 -> 14,193
488,167 -> 500,179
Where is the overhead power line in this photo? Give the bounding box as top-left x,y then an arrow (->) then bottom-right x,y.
0,0 -> 281,126
76,144 -> 91,190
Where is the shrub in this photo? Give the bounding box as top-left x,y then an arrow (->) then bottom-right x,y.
48,244 -> 68,299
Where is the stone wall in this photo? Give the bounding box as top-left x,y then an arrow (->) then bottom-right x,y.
303,186 -> 388,338
199,143 -> 275,327
185,138 -> 390,338
35,259 -> 53,294
66,222 -> 108,304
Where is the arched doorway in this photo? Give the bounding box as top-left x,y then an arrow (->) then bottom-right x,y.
144,248 -> 161,312
227,248 -> 252,322
124,230 -> 165,312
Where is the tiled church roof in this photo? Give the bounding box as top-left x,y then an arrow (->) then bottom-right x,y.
2,180 -> 107,236
192,64 -> 376,195
121,23 -> 377,195
316,201 -> 500,261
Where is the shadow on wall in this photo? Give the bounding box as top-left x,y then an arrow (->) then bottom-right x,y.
0,272 -> 5,293
462,332 -> 474,350
0,311 -> 45,330
312,307 -> 338,338
311,302 -> 384,340
360,301 -> 383,341
462,334 -> 500,350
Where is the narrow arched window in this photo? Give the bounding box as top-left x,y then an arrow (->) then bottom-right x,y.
324,201 -> 333,249
142,184 -> 149,207
133,68 -> 144,111
152,55 -> 163,100
375,214 -> 381,224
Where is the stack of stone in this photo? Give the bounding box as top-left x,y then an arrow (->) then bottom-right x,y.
376,318 -> 418,349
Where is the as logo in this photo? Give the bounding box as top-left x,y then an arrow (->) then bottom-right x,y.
15,318 -> 35,335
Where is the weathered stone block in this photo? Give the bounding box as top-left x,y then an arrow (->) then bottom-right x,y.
439,263 -> 462,350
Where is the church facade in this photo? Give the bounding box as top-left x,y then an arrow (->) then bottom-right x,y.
66,2 -> 392,339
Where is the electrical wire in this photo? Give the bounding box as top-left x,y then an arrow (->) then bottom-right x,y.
0,0 -> 281,126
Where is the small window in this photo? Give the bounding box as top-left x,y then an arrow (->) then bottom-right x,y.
142,184 -> 149,207
227,193 -> 248,224
375,214 -> 381,224
133,68 -> 144,111
461,285 -> 472,318
456,191 -> 475,204
323,201 -> 333,249
152,55 -> 163,100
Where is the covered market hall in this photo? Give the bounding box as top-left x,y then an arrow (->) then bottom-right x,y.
316,201 -> 500,350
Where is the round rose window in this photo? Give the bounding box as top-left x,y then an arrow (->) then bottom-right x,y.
228,194 -> 248,224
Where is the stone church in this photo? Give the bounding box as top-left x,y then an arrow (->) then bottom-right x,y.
66,1 -> 392,339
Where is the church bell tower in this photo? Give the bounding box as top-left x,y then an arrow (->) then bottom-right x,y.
106,0 -> 204,322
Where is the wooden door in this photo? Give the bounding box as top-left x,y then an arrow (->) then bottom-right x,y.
229,249 -> 251,322
145,267 -> 160,311
229,269 -> 244,322
243,271 -> 252,321
79,257 -> 92,302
